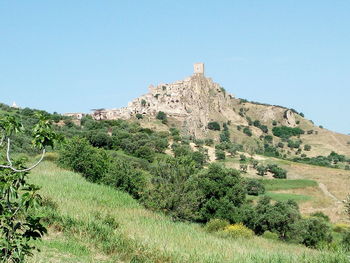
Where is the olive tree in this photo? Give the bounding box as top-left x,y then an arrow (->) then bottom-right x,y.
0,113 -> 58,262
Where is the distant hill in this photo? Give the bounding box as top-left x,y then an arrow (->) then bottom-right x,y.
87,63 -> 350,158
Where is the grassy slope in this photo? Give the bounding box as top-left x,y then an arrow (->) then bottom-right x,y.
224,155 -> 350,223
28,161 -> 347,263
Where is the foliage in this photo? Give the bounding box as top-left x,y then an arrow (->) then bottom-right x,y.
272,126 -> 304,139
243,127 -> 252,137
194,164 -> 246,222
341,230 -> 350,251
256,165 -> 268,176
207,121 -> 220,131
292,151 -> 349,169
135,113 -> 143,119
223,223 -> 254,239
249,197 -> 301,239
246,179 -> 265,196
0,113 -> 57,262
205,218 -> 229,233
219,123 -> 230,142
292,217 -> 333,248
141,156 -> 202,221
304,144 -> 311,151
59,137 -> 109,182
215,149 -> 226,160
262,231 -> 279,240
267,164 -> 287,179
156,111 -> 167,124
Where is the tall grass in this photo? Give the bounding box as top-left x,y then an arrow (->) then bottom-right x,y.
29,161 -> 348,263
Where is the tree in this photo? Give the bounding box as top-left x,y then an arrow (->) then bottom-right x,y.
215,149 -> 226,160
195,164 -> 246,222
256,165 -> 268,176
0,113 -> 58,262
156,111 -> 167,124
246,179 -> 265,196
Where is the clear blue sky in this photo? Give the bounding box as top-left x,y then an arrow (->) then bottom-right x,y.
0,1 -> 349,134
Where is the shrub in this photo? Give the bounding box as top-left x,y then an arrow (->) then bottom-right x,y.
103,160 -> 147,199
205,219 -> 230,233
342,230 -> 350,251
207,121 -> 220,131
240,164 -> 248,173
304,144 -> 311,151
142,156 -> 202,221
136,113 -> 143,119
156,111 -> 167,124
287,139 -> 302,149
267,164 -> 287,179
264,135 -> 273,144
243,127 -> 252,136
58,137 -> 109,182
272,126 -> 304,139
262,231 -> 279,240
310,212 -> 330,222
204,138 -> 214,146
239,154 -> 247,162
293,217 -> 332,248
246,179 -> 265,196
215,149 -> 226,160
256,165 -> 267,176
272,120 -> 277,126
223,223 -> 254,239
333,223 -> 350,233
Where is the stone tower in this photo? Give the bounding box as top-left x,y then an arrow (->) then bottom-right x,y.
193,63 -> 204,75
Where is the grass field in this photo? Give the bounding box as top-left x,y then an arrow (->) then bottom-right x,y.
260,179 -> 318,191
26,161 -> 349,263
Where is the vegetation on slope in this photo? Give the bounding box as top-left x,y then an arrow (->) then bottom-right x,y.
29,161 -> 349,263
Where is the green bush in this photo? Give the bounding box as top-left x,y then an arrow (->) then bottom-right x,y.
194,164 -> 246,222
156,111 -> 167,124
205,218 -> 230,233
246,179 -> 265,196
341,230 -> 350,251
207,121 -> 220,131
136,113 -> 143,119
262,231 -> 279,240
293,217 -> 333,248
243,127 -> 252,136
310,211 -> 330,222
58,137 -> 109,182
272,126 -> 304,139
267,164 -> 287,179
304,144 -> 311,151
103,160 -> 147,199
222,223 -> 254,239
215,149 -> 226,160
142,156 -> 202,221
256,165 -> 268,176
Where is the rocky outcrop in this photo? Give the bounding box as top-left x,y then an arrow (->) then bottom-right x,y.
92,69 -> 246,137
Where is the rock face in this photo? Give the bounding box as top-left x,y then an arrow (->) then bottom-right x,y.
91,63 -> 300,138
92,63 -> 247,137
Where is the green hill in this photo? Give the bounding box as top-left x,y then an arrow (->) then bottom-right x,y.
28,161 -> 347,263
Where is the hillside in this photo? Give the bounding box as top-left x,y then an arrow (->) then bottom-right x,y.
28,161 -> 348,263
84,63 -> 350,158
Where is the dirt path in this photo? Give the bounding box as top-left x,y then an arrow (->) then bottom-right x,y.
318,183 -> 342,203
